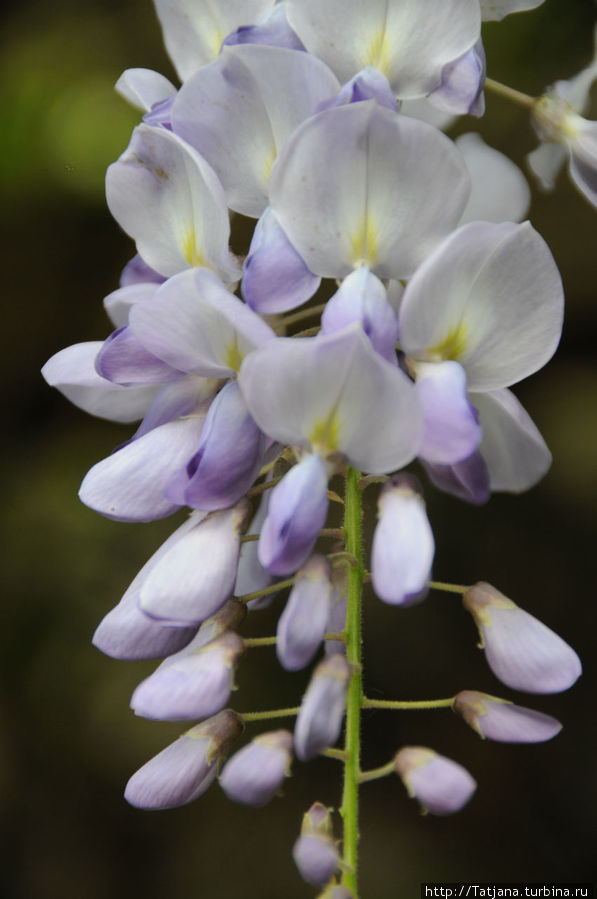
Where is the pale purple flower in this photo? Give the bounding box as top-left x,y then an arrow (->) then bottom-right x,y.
138,499 -> 251,625
257,453 -> 330,576
453,691 -> 562,743
241,206 -> 321,314
528,25 -> 597,207
125,709 -> 243,809
219,730 -> 293,806
292,802 -> 338,887
171,43 -> 340,217
106,124 -> 240,282
285,0 -> 481,99
372,475 -> 434,606
131,631 -> 245,721
463,582 -> 582,693
153,0 -> 277,81
394,746 -> 477,815
293,835 -> 338,888
269,101 -> 470,280
276,555 -> 334,670
294,654 -> 351,761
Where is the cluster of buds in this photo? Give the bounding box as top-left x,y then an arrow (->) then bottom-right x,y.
42,0 -> 589,894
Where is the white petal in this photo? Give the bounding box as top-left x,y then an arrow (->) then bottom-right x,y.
269,102 -> 470,280
79,414 -> 205,521
106,124 -> 240,282
569,121 -> 597,207
115,68 -> 177,111
286,0 -> 480,99
130,268 -> 274,378
172,44 -> 340,217
526,143 -> 567,191
153,0 -> 276,81
104,283 -> 161,328
140,501 -> 250,624
42,342 -> 158,422
239,326 -> 423,475
456,133 -> 530,224
472,389 -> 551,493
399,221 -> 564,391
372,480 -> 434,605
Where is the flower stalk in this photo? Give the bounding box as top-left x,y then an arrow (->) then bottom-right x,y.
340,466 -> 365,896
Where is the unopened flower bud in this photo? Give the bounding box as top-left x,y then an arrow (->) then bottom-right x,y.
453,690 -> 562,743
463,581 -> 582,694
372,474 -> 434,606
125,709 -> 243,810
294,654 -> 351,761
131,631 -> 245,721
219,730 -> 293,807
301,801 -> 333,837
293,802 -> 338,887
394,746 -> 476,816
277,555 -> 333,671
139,499 -> 251,625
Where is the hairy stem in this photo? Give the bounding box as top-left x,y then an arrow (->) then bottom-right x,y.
340,467 -> 364,896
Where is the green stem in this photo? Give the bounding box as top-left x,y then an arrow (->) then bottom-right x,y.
429,580 -> 469,595
358,760 -> 396,784
484,77 -> 535,109
362,697 -> 454,710
236,577 -> 295,604
239,706 -> 300,722
243,636 -> 277,648
340,467 -> 364,896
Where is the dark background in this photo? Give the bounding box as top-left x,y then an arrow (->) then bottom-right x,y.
2,1 -> 596,897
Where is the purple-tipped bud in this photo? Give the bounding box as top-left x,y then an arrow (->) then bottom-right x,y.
139,499 -> 251,626
130,631 -> 245,721
293,802 -> 338,887
258,453 -> 330,576
322,66 -> 398,113
166,381 -> 265,512
124,710 -> 243,810
277,555 -> 333,671
428,39 -> 486,117
423,450 -> 490,505
219,730 -> 293,806
463,582 -> 582,694
294,654 -> 351,761
242,206 -> 321,314
320,267 -> 399,363
394,746 -> 476,816
453,691 -> 562,743
371,474 -> 434,606
222,3 -> 305,52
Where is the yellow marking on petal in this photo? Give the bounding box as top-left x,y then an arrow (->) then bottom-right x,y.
309,414 -> 341,456
425,321 -> 469,362
225,337 -> 243,373
208,24 -> 224,58
263,143 -> 277,184
349,215 -> 378,268
182,227 -> 206,268
363,27 -> 392,77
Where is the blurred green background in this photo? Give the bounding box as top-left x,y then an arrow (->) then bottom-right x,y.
2,1 -> 597,896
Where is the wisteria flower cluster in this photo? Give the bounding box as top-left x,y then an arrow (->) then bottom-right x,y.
42,1 -> 591,895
